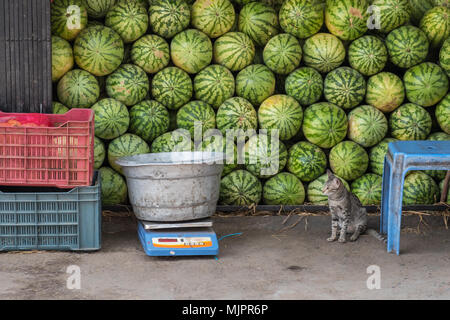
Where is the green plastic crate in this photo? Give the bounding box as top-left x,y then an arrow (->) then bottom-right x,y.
0,172 -> 101,251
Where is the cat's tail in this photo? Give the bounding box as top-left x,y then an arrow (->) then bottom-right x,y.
366,229 -> 387,243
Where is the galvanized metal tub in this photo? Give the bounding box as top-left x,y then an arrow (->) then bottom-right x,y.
115,152 -> 224,222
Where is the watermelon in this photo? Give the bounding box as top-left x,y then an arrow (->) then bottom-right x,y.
51,0 -> 88,41
258,95 -> 303,141
286,141 -> 327,182
420,6 -> 450,48
131,34 -> 170,74
108,133 -> 150,174
402,171 -> 439,205
105,0 -> 148,43
213,32 -> 256,72
191,0 -> 235,38
170,29 -> 213,74
436,93 -> 450,134
149,0 -> 191,39
82,0 -> 116,19
351,173 -> 383,205
440,37 -> 450,77
106,64 -> 149,106
201,135 -> 239,177
434,0 -> 450,6
366,72 -> 405,113
52,101 -> 69,114
302,33 -> 346,73
429,132 -> 450,140
348,35 -> 388,76
409,0 -> 434,25
369,138 -> 398,176
73,26 -> 124,77
302,102 -> 348,149
323,67 -> 366,110
439,179 -> 450,204
235,64 -> 276,106
371,0 -> 411,33
194,65 -> 235,109
325,0 -> 369,41
94,136 -> 106,170
52,36 -> 74,83
99,167 -> 128,205
176,100 -> 216,137
151,130 -> 193,153
91,98 -> 130,140
262,33 -> 302,75
307,173 -> 350,205
216,97 -> 258,137
278,0 -> 324,39
263,173 -> 305,205
57,69 -> 100,109
219,170 -> 262,205
329,141 -> 369,181
389,103 -> 432,140
284,67 -> 323,106
238,2 -> 279,46
129,100 -> 170,143
151,67 -> 193,111
404,62 -> 449,107
347,105 -> 388,148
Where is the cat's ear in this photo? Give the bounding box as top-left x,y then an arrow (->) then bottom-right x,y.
327,169 -> 333,178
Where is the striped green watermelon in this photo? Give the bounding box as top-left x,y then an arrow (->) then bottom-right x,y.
57,69 -> 100,109
284,67 -> 323,106
440,37 -> 450,77
149,0 -> 191,39
105,0 -> 148,43
191,0 -> 235,38
108,133 -> 150,174
216,97 -> 258,137
235,64 -> 276,106
307,173 -> 350,205
91,98 -> 130,140
434,0 -> 450,6
129,100 -> 170,143
194,65 -> 235,109
439,179 -> 450,204
170,29 -> 213,74
302,102 -> 348,149
389,103 -> 432,140
52,101 -> 69,114
244,135 -> 287,178
51,0 -> 88,41
94,136 -> 106,170
385,26 -> 429,69
436,93 -> 450,134
219,170 -> 262,205
82,0 -> 116,19
420,6 -> 450,48
409,0 -> 434,25
263,33 -> 302,75
347,105 -> 388,147
106,64 -> 149,106
329,141 -> 369,181
201,135 -> 238,177
404,62 -> 449,107
279,0 -> 324,39
366,72 -> 405,112
323,67 -> 366,110
263,172 -> 305,205
131,34 -> 170,74
302,33 -> 346,73
238,2 -> 279,46
369,138 -> 398,176
73,26 -> 124,77
151,67 -> 193,110
325,0 -> 369,41
99,167 -> 128,205
351,173 -> 383,205
258,95 -> 303,141
176,100 -> 216,137
213,32 -> 255,72
286,141 -> 327,182
52,36 -> 74,83
402,171 -> 439,205
429,132 -> 450,140
371,0 -> 411,33
348,35 -> 388,76
151,130 -> 193,153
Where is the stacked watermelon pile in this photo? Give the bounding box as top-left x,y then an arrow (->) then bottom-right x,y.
51,0 -> 450,206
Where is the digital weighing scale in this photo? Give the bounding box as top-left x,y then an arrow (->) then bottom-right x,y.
137,218 -> 219,256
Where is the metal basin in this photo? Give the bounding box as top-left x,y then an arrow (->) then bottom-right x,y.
115,152 -> 224,222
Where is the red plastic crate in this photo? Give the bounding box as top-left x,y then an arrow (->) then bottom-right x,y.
0,109 -> 94,188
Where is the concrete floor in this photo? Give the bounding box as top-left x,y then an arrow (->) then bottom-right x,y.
0,213 -> 449,300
